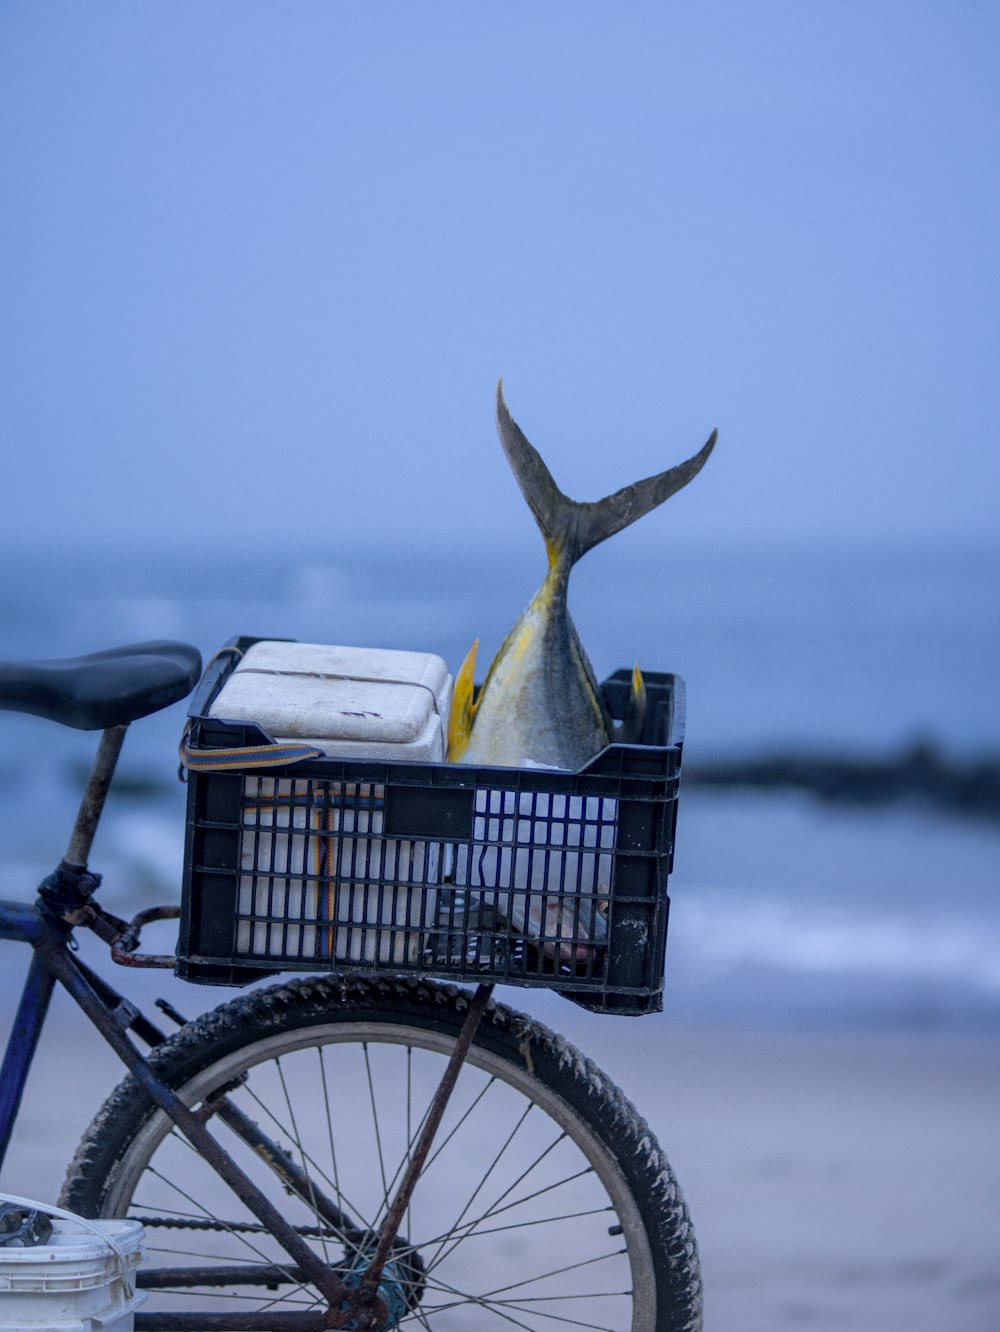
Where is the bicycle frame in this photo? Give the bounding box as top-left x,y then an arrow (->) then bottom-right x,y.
0,891 -> 493,1330
0,899 -> 50,1168
0,693 -> 500,1329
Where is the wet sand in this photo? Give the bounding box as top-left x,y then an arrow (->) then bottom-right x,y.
2,962 -> 997,1331
557,1012 -> 1000,1331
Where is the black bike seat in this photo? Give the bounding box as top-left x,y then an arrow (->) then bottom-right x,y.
0,641 -> 203,731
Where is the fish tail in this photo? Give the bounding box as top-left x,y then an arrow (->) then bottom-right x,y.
496,378 -> 717,567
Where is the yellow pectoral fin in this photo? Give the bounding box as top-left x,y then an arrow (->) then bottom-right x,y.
448,638 -> 479,761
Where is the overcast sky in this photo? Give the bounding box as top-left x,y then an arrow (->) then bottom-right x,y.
1,2 -> 997,552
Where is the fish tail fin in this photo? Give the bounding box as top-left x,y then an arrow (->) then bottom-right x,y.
617,662 -> 648,744
496,378 -> 717,566
448,638 -> 479,761
494,380 -> 573,562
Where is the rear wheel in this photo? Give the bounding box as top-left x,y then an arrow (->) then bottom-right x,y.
62,977 -> 701,1330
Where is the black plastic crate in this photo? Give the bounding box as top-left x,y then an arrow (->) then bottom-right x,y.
177,638 -> 685,1014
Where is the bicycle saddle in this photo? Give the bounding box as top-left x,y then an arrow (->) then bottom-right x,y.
0,641 -> 203,730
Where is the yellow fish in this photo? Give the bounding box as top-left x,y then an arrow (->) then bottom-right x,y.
450,381 -> 716,769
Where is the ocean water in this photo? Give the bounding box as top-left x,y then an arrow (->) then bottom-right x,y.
0,536 -> 997,1032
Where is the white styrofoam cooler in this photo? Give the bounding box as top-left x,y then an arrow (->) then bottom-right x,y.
0,1219 -> 144,1332
210,642 -> 452,967
236,773 -> 440,966
209,640 -> 453,761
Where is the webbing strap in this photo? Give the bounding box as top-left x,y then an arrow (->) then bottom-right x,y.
179,736 -> 323,772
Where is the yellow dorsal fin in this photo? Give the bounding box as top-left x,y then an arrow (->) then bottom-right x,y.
632,661 -> 646,707
448,638 -> 480,761
617,662 -> 647,744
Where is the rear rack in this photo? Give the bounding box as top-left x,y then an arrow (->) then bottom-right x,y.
176,638 -> 685,1015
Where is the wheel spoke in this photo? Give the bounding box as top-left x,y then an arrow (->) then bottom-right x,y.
421,1271 -> 629,1330
405,1042 -> 413,1250
138,1155 -> 291,1270
65,979 -> 698,1330
419,1286 -> 538,1331
274,1055 -> 331,1268
421,1098 -> 536,1272
425,1127 -> 580,1274
474,1245 -> 629,1299
132,1136 -> 347,1311
236,1077 -> 371,1264
317,1044 -> 342,1208
419,1073 -> 497,1177
419,1201 -> 614,1244
421,1161 -> 599,1261
362,1041 -> 391,1217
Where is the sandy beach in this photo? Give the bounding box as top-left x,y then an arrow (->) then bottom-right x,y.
1,965 -> 997,1331
560,1014 -> 1000,1331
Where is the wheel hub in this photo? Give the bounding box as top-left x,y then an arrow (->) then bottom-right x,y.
336,1252 -> 409,1330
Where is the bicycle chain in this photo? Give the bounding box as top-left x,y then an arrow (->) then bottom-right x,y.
129,1214 -> 339,1238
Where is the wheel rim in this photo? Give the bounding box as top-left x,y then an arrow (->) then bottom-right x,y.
100,1018 -> 658,1330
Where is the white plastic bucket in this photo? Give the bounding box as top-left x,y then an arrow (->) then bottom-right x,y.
0,1215 -> 145,1332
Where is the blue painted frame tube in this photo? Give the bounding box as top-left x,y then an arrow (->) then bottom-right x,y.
0,899 -> 44,944
0,940 -> 57,1170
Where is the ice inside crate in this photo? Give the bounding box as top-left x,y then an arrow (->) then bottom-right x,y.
237,775 -> 439,965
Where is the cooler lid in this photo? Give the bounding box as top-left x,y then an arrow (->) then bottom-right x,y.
208,641 -> 450,745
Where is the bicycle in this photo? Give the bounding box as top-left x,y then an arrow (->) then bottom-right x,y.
0,638 -> 701,1330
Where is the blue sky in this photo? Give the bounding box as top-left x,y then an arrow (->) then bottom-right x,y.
1,2 -> 997,550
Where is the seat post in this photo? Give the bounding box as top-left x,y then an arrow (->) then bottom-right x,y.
65,724 -> 128,868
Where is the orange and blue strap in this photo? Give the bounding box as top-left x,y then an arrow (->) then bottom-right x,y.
179,733 -> 323,772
